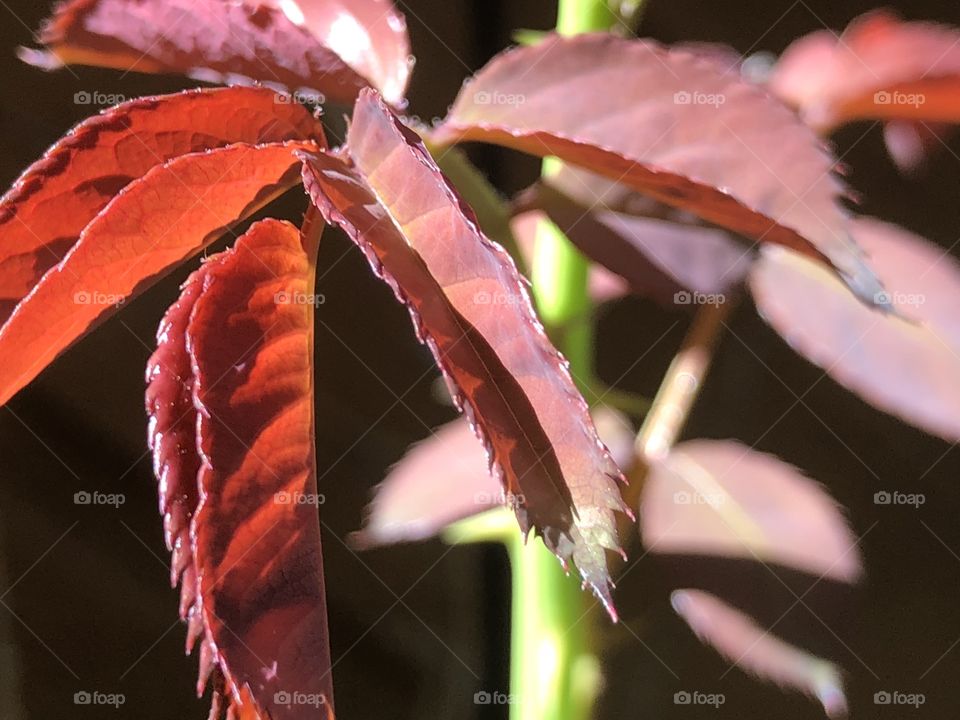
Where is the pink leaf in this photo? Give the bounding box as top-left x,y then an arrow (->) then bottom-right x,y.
672,590 -> 848,718
640,440 -> 862,583
769,11 -> 960,132
434,33 -> 883,303
751,217 -> 960,443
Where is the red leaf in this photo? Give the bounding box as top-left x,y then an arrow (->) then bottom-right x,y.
23,0 -> 411,105
302,90 -> 629,616
769,11 -> 960,132
433,33 -> 884,303
750,217 -> 960,443
355,409 -> 636,548
147,218 -> 332,719
516,170 -> 752,306
0,87 -> 322,324
0,141 -> 314,406
672,590 -> 847,718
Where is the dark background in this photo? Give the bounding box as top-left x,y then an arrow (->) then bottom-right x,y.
1,0 -> 960,718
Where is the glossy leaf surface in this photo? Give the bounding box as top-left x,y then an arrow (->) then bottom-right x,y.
147,219 -> 332,719
0,87 -> 322,324
0,141 -> 313,406
302,90 -> 628,614
24,0 -> 411,105
770,11 -> 960,132
751,217 -> 960,442
434,33 -> 883,303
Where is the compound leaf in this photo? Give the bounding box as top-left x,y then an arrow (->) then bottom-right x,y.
302,89 -> 629,616
147,218 -> 332,719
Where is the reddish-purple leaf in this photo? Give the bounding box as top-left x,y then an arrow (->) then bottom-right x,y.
0,141 -> 315,406
302,89 -> 629,615
751,217 -> 960,443
433,33 -> 883,303
640,440 -> 862,583
769,11 -> 960,132
355,409 -> 635,548
0,87 -> 322,324
23,0 -> 412,105
672,590 -> 847,718
147,218 -> 332,720
516,170 -> 752,306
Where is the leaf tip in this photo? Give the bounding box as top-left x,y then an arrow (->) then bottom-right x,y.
15,46 -> 61,70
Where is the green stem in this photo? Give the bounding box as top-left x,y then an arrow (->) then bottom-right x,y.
512,3 -> 618,720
